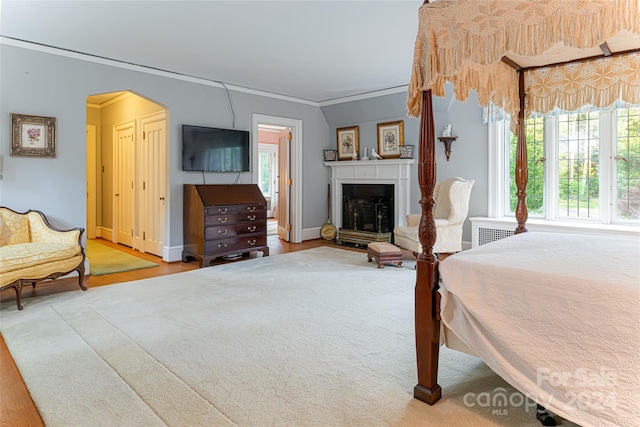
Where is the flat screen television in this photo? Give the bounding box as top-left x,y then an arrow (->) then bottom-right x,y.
182,125 -> 250,172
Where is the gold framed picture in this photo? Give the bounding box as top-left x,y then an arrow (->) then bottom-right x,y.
377,120 -> 404,159
10,113 -> 57,158
336,126 -> 359,160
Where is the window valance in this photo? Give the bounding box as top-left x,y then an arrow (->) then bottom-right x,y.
407,0 -> 640,121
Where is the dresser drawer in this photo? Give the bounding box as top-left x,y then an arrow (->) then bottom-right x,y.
204,203 -> 266,216
204,211 -> 266,226
204,235 -> 267,254
205,222 -> 267,240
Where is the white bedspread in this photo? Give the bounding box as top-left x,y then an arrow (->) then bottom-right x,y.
438,232 -> 640,427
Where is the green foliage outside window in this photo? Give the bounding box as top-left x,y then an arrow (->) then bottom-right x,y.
259,152 -> 271,195
616,107 -> 640,220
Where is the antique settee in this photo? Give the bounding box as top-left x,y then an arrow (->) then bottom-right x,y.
0,207 -> 86,310
393,177 -> 474,256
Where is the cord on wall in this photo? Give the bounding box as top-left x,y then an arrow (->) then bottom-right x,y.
234,171 -> 240,184
202,170 -> 206,185
220,82 -> 236,129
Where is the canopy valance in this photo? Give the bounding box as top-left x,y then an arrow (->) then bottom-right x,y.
407,0 -> 640,121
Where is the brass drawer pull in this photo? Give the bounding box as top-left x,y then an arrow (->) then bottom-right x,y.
247,206 -> 256,212
247,226 -> 256,232
248,215 -> 256,221
218,208 -> 228,214
218,229 -> 228,235
218,217 -> 228,223
248,239 -> 257,246
218,243 -> 228,248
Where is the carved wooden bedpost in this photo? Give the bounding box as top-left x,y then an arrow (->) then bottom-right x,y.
414,89 -> 442,404
515,70 -> 528,234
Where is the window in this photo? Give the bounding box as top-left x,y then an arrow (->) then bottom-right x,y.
500,106 -> 640,224
258,143 -> 277,197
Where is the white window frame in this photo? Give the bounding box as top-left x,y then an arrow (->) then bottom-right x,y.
489,108 -> 639,227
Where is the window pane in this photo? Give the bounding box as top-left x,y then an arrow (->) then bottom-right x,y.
556,111 -> 600,219
615,108 -> 640,220
259,152 -> 270,194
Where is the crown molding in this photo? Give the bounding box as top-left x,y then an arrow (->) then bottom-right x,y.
0,37 -> 319,107
318,86 -> 408,107
2,37 -> 407,108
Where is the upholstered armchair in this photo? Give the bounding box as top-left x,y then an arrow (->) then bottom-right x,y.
393,177 -> 474,256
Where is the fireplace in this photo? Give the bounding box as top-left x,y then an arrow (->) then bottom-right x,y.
324,159 -> 415,245
342,184 -> 393,233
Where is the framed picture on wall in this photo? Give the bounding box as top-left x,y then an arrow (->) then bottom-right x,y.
377,120 -> 404,159
336,126 -> 359,160
10,113 -> 57,158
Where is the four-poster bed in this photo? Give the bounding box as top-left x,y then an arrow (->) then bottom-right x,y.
407,1 -> 640,426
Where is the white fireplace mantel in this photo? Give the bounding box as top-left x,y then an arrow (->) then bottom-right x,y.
324,159 -> 415,230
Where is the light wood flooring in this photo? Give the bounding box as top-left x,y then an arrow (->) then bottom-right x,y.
1,236 -> 380,427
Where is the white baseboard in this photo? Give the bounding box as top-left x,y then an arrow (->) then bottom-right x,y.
97,227 -> 112,241
302,227 -> 321,241
164,245 -> 184,263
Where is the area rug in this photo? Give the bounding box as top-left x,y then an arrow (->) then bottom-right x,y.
0,247 -> 577,427
86,239 -> 159,275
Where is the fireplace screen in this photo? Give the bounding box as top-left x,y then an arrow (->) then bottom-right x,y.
341,184 -> 394,233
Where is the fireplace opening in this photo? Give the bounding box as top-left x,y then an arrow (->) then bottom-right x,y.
338,184 -> 394,246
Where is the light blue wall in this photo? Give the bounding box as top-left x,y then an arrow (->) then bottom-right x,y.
0,44 -> 330,248
320,86 -> 488,241
0,43 -> 489,248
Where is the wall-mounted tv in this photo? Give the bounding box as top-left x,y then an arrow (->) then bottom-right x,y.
182,125 -> 250,172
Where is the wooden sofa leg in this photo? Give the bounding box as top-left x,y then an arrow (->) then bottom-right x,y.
78,267 -> 87,291
13,283 -> 24,310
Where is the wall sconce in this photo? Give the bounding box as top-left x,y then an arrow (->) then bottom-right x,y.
437,136 -> 457,161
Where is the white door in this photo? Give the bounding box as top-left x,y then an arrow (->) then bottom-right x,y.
86,125 -> 97,239
137,113 -> 166,257
277,129 -> 291,241
114,122 -> 135,247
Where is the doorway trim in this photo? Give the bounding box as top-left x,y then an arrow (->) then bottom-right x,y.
252,114 -> 302,243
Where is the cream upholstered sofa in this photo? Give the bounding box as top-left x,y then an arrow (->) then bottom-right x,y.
393,177 -> 474,256
0,207 -> 86,310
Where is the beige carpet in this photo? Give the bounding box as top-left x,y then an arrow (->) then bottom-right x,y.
0,247 -> 574,427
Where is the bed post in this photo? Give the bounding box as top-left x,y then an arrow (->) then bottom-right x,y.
414,89 -> 442,404
515,70 -> 528,234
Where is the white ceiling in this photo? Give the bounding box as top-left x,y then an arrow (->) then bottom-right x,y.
1,0 -> 423,104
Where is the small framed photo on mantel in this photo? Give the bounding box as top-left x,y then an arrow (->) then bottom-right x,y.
336,125 -> 359,160
377,120 -> 404,159
10,113 -> 57,158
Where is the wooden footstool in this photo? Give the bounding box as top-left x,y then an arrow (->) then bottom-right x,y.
367,242 -> 403,268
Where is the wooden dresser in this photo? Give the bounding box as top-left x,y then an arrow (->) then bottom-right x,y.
183,184 -> 269,267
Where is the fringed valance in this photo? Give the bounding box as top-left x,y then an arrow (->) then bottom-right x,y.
407,0 -> 640,120
525,53 -> 640,115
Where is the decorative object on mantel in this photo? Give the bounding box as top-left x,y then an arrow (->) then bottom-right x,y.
10,113 -> 57,158
361,147 -> 370,161
370,148 -> 383,160
336,126 -> 359,160
438,136 -> 458,161
323,149 -> 338,161
399,145 -> 415,159
376,120 -> 404,159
